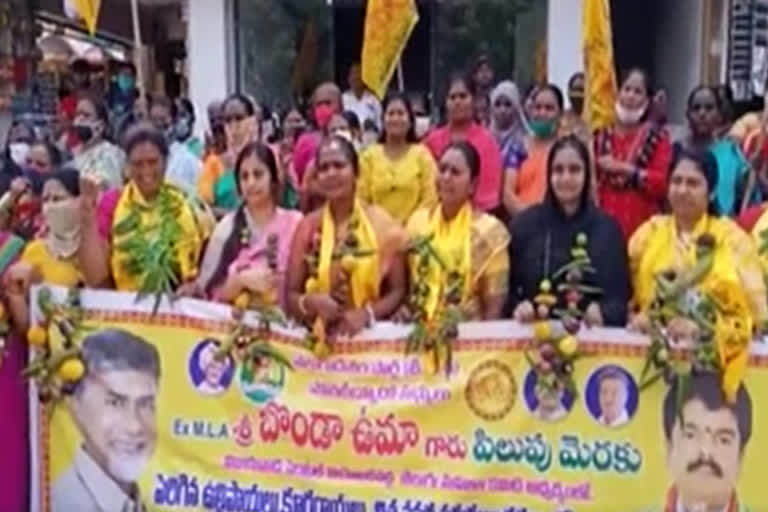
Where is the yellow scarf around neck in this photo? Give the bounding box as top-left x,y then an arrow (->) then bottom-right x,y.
420,202 -> 473,320
312,200 -> 380,308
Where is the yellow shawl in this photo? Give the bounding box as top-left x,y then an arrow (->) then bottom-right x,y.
629,214 -> 757,401
407,203 -> 510,321
111,182 -> 207,291
308,201 -> 404,308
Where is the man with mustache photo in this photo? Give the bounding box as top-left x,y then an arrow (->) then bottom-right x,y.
660,373 -> 752,512
52,329 -> 161,512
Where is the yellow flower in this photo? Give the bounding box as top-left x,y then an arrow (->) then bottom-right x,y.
27,325 -> 48,348
533,321 -> 552,341
340,254 -> 356,274
57,357 -> 85,382
233,292 -> 250,311
558,335 -> 579,356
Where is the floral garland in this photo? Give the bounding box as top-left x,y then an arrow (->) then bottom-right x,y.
526,233 -> 600,396
214,232 -> 293,372
638,234 -> 752,408
404,234 -> 464,377
24,287 -> 91,403
112,186 -> 186,312
302,218 -> 373,359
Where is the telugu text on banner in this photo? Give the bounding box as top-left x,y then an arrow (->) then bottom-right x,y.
30,288 -> 768,512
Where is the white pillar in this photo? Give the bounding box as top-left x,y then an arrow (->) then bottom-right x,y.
547,0 -> 584,95
187,0 -> 230,136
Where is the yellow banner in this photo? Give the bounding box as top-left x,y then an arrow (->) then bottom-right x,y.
583,0 -> 617,130
72,0 -> 102,36
32,288 -> 768,512
361,0 -> 419,99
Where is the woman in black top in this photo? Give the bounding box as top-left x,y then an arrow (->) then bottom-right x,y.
508,135 -> 631,327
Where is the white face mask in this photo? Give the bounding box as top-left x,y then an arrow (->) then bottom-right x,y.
43,198 -> 82,258
615,101 -> 648,125
8,142 -> 30,166
415,116 -> 431,138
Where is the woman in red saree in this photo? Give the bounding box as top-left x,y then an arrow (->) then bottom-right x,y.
594,68 -> 672,239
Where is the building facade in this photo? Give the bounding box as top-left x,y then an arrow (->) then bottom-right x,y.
182,0 -> 732,131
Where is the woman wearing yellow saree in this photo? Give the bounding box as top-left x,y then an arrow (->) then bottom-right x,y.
630,148 -> 766,331
79,123 -> 212,295
629,148 -> 766,401
400,140 -> 510,322
286,135 -> 406,338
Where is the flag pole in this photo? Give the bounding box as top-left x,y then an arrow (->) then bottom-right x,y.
397,60 -> 404,92
130,0 -> 146,93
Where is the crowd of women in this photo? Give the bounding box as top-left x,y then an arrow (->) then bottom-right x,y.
4,62 -> 768,508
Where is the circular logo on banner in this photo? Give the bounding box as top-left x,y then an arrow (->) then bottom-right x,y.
238,357 -> 286,405
465,359 -> 517,421
188,338 -> 235,396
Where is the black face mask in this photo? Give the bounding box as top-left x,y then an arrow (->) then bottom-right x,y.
74,123 -> 94,144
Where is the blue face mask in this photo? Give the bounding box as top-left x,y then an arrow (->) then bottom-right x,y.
175,117 -> 192,141
117,73 -> 135,93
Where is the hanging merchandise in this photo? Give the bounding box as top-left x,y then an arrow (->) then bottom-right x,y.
728,0 -> 768,101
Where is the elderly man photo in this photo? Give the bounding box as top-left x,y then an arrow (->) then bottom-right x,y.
52,328 -> 161,512
596,367 -> 632,428
660,373 -> 752,512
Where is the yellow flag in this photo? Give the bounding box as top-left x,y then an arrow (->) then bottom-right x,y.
72,0 -> 101,35
583,0 -> 617,130
361,0 -> 419,100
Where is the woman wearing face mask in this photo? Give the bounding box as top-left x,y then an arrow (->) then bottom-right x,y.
594,68 -> 672,239
5,169 -> 85,327
677,85 -> 756,216
287,136 -> 407,339
1,121 -> 33,195
2,141 -> 65,239
72,96 -> 126,190
424,73 -> 503,213
198,94 -> 261,215
0,124 -> 47,237
79,123 -> 212,291
294,83 -> 343,187
629,149 -> 766,341
149,95 -> 203,196
508,136 -> 630,327
184,142 -> 302,307
175,98 -> 205,159
398,141 -> 510,322
358,92 -> 438,225
505,84 -> 564,215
